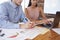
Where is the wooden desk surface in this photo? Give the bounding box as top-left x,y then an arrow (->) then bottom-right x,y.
33,28 -> 60,40
26,18 -> 60,40
0,27 -> 60,40
21,18 -> 60,40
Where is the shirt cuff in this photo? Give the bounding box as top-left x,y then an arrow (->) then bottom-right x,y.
1,24 -> 20,29
13,24 -> 20,29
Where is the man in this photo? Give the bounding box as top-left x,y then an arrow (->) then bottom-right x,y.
0,0 -> 33,29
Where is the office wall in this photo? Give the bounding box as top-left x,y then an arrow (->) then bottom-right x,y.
44,0 -> 60,14
0,0 -> 8,4
1,0 -> 60,14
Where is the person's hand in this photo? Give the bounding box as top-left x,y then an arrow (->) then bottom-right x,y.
42,19 -> 51,24
26,22 -> 35,29
19,22 -> 35,29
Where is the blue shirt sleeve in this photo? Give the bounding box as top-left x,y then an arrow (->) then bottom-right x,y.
21,12 -> 29,23
20,6 -> 29,23
0,5 -> 19,29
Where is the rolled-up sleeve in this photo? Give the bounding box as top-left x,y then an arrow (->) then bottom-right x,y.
19,6 -> 29,23
20,12 -> 30,23
0,5 -> 19,29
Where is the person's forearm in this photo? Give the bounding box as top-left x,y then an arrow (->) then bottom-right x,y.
0,20 -> 19,29
42,15 -> 47,20
41,12 -> 47,20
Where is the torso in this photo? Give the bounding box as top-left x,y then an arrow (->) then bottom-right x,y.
27,7 -> 40,20
1,2 -> 23,23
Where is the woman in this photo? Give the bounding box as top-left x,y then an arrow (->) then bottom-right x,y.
25,0 -> 50,24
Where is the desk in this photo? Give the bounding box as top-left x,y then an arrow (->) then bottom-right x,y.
33,28 -> 60,40
0,18 -> 60,40
0,27 -> 49,40
0,27 -> 60,40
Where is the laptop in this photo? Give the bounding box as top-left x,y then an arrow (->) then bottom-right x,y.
53,11 -> 60,28
36,11 -> 60,29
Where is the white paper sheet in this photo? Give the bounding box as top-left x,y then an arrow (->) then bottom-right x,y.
0,27 -> 49,40
52,28 -> 60,34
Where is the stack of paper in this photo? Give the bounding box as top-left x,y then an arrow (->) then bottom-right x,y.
0,27 -> 49,40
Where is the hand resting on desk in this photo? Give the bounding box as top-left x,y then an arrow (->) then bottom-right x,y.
19,22 -> 35,29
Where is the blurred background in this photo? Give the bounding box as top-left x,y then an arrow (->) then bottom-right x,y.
0,0 -> 60,18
